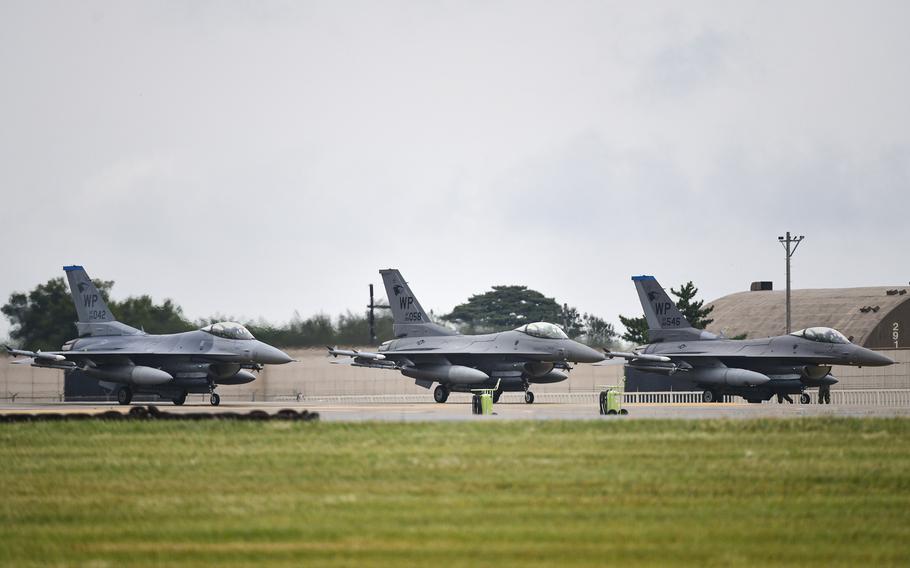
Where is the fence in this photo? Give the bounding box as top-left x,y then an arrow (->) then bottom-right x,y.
5,389 -> 910,406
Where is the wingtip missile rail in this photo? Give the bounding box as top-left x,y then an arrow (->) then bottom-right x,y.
604,350 -> 672,363
326,347 -> 386,360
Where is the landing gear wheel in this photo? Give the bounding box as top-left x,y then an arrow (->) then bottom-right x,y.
492,389 -> 502,404
524,391 -> 535,404
209,393 -> 220,406
117,387 -> 133,405
702,390 -> 715,403
433,385 -> 449,404
777,394 -> 784,404
172,391 -> 187,406
799,393 -> 811,404
599,391 -> 608,415
619,408 -> 629,415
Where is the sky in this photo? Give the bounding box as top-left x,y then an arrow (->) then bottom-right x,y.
1,0 -> 909,339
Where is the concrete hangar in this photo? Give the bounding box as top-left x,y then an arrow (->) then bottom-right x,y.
628,282 -> 910,391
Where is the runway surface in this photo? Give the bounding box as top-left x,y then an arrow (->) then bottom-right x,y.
2,400 -> 909,421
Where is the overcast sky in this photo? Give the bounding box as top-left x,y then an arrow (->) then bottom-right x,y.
1,0 -> 909,339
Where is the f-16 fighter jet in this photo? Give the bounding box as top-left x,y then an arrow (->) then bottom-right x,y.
606,275 -> 894,404
328,269 -> 604,403
6,266 -> 293,406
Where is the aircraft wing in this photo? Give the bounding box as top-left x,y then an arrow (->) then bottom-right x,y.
6,345 -> 244,368
5,347 -> 77,370
327,347 -> 399,369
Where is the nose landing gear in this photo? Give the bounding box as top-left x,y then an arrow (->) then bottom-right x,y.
207,379 -> 220,406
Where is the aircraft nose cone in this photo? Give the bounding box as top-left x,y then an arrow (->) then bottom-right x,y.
254,342 -> 294,365
858,348 -> 894,367
571,343 -> 606,364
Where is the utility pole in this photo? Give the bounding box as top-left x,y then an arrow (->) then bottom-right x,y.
367,284 -> 391,345
778,232 -> 805,334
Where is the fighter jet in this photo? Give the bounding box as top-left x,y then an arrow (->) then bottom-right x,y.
328,269 -> 604,403
607,275 -> 894,403
5,266 -> 293,406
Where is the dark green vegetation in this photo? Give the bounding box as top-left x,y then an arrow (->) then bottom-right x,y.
2,277 -> 196,351
620,280 -> 722,343
442,285 -> 617,344
1,275 -> 394,349
1,419 -> 908,566
3,276 -> 619,349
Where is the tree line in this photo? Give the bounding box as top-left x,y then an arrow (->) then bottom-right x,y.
2,276 -> 716,351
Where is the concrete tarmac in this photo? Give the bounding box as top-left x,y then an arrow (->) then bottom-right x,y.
2,400 -> 909,422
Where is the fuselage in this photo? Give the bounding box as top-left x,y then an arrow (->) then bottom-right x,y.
61,325 -> 293,394
378,326 -> 604,392
634,329 -> 893,398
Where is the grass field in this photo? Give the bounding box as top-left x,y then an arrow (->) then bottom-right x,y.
1,418 -> 909,566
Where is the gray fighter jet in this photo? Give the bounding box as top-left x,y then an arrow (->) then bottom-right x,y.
607,275 -> 894,403
328,269 -> 604,403
6,266 -> 293,406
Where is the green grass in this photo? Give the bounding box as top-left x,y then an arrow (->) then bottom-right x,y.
1,419 -> 909,566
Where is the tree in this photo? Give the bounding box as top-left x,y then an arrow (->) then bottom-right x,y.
561,305 -> 585,339
2,277 -> 82,351
618,314 -> 649,345
581,314 -> 617,347
2,277 -> 194,350
443,285 -> 563,331
618,280 -> 715,344
670,281 -> 714,329
115,296 -> 195,334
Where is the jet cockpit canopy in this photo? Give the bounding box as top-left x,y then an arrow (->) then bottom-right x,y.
790,327 -> 850,344
201,321 -> 255,340
515,322 -> 569,340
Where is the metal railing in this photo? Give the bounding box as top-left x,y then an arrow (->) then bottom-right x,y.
4,389 -> 910,406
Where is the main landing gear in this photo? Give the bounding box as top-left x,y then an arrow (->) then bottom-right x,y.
434,385 -> 449,403
799,393 -> 811,404
702,390 -> 723,403
117,386 -> 133,405
524,391 -> 535,404
172,391 -> 187,406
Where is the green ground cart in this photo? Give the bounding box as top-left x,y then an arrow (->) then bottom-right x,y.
471,379 -> 501,415
599,380 -> 629,416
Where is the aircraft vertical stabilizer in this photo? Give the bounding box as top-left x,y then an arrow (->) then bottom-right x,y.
380,269 -> 457,338
632,275 -> 714,342
63,266 -> 141,337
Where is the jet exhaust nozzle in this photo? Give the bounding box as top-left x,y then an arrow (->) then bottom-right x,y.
401,364 -> 489,385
